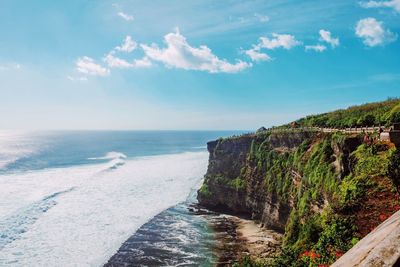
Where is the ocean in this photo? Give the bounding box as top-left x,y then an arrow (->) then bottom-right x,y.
0,130 -> 241,266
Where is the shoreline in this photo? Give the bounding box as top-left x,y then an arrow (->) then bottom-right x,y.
205,210 -> 283,265
236,218 -> 283,262
104,201 -> 282,266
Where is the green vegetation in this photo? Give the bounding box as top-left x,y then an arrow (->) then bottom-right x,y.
209,98 -> 400,267
388,148 -> 400,193
208,174 -> 246,191
199,183 -> 212,197
230,177 -> 246,190
295,98 -> 400,128
242,131 -> 398,266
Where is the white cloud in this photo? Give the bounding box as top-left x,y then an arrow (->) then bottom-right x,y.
133,57 -> 152,68
258,33 -> 301,50
254,13 -> 269,22
141,29 -> 251,73
319,29 -> 339,48
103,53 -> 152,69
360,0 -> 400,13
117,12 -> 134,21
244,33 -> 300,62
244,47 -> 271,61
115,36 -> 137,53
355,17 -> 397,46
76,56 -> 109,76
0,62 -> 21,71
104,54 -> 133,68
305,44 -> 327,52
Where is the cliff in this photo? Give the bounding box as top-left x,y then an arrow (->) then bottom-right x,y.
198,131 -> 318,232
198,129 -> 400,266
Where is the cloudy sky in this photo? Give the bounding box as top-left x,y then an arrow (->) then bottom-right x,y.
0,0 -> 399,130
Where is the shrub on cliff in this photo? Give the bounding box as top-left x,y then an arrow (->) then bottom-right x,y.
295,97 -> 400,128
386,102 -> 400,125
388,148 -> 400,192
269,137 -> 397,266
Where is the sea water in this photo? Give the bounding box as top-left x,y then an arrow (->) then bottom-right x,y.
0,130 -> 240,266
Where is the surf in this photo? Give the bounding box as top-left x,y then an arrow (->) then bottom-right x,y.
0,151 -> 208,266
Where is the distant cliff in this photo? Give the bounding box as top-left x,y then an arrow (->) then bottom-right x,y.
198,129 -> 400,266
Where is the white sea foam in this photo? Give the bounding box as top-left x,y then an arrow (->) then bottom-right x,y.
0,151 -> 208,266
88,151 -> 127,160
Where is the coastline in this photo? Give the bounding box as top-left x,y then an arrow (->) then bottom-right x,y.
104,200 -> 282,266
236,218 -> 282,262
208,212 -> 282,265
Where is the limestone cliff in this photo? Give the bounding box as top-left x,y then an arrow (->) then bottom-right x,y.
199,131 -> 322,231
199,131 -> 334,232
198,130 -> 400,266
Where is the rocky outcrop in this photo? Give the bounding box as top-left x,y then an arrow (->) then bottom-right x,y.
267,131 -> 315,151
197,129 -> 400,265
198,130 -> 361,232
332,210 -> 400,267
198,135 -> 254,216
198,131 -> 322,232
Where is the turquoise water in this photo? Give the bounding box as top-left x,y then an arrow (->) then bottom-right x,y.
0,130 -> 242,266
105,190 -> 218,266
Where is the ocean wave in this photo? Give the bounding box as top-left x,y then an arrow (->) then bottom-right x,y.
0,187 -> 75,250
88,151 -> 127,160
89,151 -> 128,172
100,158 -> 126,172
0,151 -> 208,266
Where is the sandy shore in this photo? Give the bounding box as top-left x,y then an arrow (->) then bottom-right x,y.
205,212 -> 282,265
236,218 -> 283,262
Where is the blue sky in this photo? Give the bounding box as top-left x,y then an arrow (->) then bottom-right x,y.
0,0 -> 399,130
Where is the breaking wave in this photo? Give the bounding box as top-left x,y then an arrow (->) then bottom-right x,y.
0,151 -> 208,266
88,151 -> 127,161
0,187 -> 75,250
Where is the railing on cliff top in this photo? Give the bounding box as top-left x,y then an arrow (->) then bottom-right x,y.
264,126 -> 385,134
227,126 -> 388,140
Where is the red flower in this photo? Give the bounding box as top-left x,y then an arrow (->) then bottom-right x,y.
379,214 -> 387,221
335,251 -> 344,258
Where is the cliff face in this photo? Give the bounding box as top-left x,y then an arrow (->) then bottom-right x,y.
198,130 -> 400,265
198,131 -> 320,232
198,136 -> 252,215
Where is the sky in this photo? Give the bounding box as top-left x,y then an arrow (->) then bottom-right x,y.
0,0 -> 399,130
